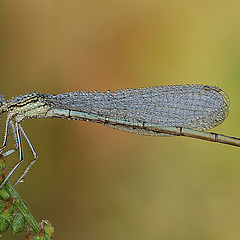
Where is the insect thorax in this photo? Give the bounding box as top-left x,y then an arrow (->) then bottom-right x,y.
7,93 -> 51,122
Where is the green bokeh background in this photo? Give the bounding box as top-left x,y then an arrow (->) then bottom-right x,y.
0,1 -> 240,239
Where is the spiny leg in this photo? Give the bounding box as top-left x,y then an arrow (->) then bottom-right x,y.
0,120 -> 19,156
0,122 -> 23,188
0,121 -> 38,187
0,120 -> 19,181
10,120 -> 19,151
0,117 -> 10,154
14,124 -> 38,186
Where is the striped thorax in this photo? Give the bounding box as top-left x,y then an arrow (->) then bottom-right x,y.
4,92 -> 51,123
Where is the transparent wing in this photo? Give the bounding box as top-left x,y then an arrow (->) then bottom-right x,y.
45,85 -> 229,131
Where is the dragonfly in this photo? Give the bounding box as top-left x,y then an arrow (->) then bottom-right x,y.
0,84 -> 239,187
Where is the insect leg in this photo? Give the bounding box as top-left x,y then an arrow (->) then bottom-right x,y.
14,124 -> 38,186
0,121 -> 23,188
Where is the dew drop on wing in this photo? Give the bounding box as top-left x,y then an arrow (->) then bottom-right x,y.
44,84 -> 230,135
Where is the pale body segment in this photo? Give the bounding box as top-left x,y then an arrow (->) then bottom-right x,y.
0,85 -> 239,187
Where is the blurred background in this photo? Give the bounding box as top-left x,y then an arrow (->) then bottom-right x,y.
0,0 -> 240,239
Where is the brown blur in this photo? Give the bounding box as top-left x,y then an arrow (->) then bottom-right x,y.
1,1 -> 240,239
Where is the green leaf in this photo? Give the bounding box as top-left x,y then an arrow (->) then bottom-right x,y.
11,213 -> 26,233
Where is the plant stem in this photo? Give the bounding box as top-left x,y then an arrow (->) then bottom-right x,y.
3,180 -> 40,234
